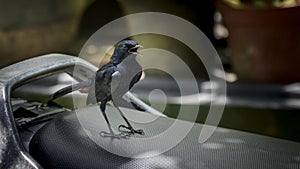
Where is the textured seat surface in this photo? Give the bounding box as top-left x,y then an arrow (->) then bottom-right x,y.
30,106 -> 300,169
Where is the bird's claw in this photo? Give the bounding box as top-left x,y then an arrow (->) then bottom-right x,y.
118,125 -> 145,135
100,131 -> 130,139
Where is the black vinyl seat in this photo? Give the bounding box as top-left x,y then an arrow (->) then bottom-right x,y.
30,106 -> 300,169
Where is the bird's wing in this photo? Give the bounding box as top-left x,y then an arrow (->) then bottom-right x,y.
86,79 -> 96,105
88,65 -> 121,102
111,70 -> 121,93
129,71 -> 142,90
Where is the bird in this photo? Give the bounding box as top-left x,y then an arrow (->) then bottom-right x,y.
49,40 -> 144,139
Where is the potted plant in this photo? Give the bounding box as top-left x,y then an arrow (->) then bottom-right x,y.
216,0 -> 300,83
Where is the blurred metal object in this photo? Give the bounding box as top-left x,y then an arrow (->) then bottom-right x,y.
0,54 -> 95,168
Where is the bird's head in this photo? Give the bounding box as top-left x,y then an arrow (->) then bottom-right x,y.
111,40 -> 142,64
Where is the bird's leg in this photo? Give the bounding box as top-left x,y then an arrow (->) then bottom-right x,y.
114,106 -> 144,135
99,102 -> 130,139
99,111 -> 130,139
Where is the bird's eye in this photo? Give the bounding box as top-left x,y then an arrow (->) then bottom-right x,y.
122,45 -> 128,49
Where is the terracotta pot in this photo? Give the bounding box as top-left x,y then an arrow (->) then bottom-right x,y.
217,1 -> 300,83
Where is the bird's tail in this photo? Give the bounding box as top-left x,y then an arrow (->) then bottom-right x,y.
49,80 -> 92,102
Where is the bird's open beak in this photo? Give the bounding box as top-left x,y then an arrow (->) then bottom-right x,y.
128,45 -> 143,54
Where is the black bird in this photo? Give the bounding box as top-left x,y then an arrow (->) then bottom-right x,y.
49,40 -> 144,139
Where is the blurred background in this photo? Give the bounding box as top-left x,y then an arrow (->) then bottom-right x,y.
3,0 -> 300,142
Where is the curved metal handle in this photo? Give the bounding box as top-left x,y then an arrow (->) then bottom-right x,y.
0,54 -> 97,168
